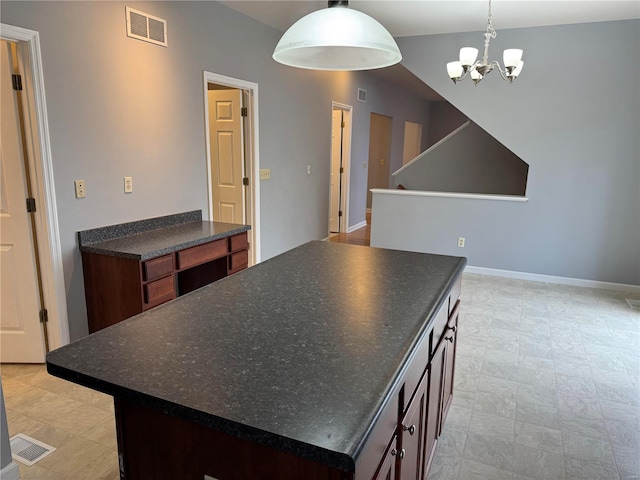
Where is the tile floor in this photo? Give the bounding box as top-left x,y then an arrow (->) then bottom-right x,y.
1,363 -> 118,479
1,273 -> 639,480
428,274 -> 640,480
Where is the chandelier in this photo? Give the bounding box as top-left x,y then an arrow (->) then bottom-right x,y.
447,0 -> 524,85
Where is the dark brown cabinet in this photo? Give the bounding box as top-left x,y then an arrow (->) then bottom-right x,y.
372,274 -> 462,480
82,232 -> 249,333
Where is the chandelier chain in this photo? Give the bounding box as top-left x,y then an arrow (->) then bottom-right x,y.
486,0 -> 496,39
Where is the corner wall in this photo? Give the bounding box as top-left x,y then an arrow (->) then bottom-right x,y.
393,19 -> 640,285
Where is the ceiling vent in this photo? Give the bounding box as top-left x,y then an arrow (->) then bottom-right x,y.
357,88 -> 367,103
126,7 -> 168,47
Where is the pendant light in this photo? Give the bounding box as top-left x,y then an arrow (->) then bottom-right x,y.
273,0 -> 402,71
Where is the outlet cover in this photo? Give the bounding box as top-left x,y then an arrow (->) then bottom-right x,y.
124,177 -> 133,193
74,180 -> 86,198
457,237 -> 465,248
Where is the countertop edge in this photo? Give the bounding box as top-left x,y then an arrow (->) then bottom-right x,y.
79,224 -> 251,260
45,361 -> 356,472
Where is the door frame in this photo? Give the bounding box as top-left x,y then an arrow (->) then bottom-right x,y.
203,71 -> 260,265
1,24 -> 70,350
330,102 -> 352,235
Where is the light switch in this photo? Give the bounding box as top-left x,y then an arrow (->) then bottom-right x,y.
307,165 -> 311,175
260,169 -> 271,180
380,158 -> 385,166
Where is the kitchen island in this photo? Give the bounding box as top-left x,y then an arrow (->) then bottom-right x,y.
48,241 -> 466,480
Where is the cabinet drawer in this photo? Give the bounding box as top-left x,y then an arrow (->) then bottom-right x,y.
449,274 -> 462,315
229,232 -> 248,252
228,250 -> 248,274
144,276 -> 176,308
431,303 -> 449,356
142,254 -> 174,282
177,239 -> 227,270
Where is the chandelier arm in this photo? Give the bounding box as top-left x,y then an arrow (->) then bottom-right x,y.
491,61 -> 509,80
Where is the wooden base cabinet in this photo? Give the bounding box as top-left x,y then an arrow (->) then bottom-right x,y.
82,232 -> 249,333
373,277 -> 462,480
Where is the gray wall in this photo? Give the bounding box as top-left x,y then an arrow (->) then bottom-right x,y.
0,382 -> 11,471
426,101 -> 467,148
373,19 -> 640,285
1,1 -> 431,340
394,122 -> 529,196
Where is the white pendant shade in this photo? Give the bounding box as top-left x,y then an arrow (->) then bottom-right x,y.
511,60 -> 524,77
503,49 -> 523,68
459,47 -> 478,67
273,6 -> 402,71
447,61 -> 463,79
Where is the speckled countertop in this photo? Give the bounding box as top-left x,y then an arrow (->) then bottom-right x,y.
78,210 -> 250,260
47,241 -> 466,472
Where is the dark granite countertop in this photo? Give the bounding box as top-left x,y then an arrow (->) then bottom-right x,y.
78,211 -> 250,261
47,242 -> 466,472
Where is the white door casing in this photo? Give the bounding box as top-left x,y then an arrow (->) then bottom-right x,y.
329,109 -> 342,233
329,102 -> 353,234
209,89 -> 245,225
203,71 -> 260,266
0,24 -> 69,353
0,40 -> 46,362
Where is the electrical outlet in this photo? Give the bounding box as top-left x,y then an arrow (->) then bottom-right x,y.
457,237 -> 465,248
260,169 -> 271,180
74,180 -> 86,198
307,165 -> 311,175
124,176 -> 133,193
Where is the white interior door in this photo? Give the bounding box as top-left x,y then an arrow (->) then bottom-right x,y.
0,40 -> 45,363
208,89 -> 245,225
329,109 -> 343,233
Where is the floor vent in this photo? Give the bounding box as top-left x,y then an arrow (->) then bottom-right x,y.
626,299 -> 640,310
125,7 -> 168,47
10,433 -> 56,466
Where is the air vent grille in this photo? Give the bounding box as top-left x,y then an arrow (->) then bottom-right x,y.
126,7 -> 167,47
358,88 -> 367,103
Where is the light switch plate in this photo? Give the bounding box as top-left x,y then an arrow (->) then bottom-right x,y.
260,169 -> 271,180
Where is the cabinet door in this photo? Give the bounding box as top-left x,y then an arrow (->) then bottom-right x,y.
424,339 -> 446,475
441,304 -> 459,426
399,386 -> 426,480
373,438 -> 398,480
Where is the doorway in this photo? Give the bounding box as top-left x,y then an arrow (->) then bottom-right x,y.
0,26 -> 69,362
204,72 -> 260,265
366,113 -> 393,209
329,102 -> 352,235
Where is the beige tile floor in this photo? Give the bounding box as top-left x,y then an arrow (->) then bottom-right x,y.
1,273 -> 639,480
1,363 -> 119,480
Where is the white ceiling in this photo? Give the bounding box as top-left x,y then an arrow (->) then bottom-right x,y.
219,1 -> 639,101
220,1 -> 640,37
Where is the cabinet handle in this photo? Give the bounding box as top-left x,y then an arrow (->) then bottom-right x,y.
403,424 -> 416,435
444,336 -> 454,343
449,325 -> 457,333
391,448 -> 406,459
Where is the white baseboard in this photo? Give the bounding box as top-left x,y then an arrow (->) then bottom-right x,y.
1,462 -> 21,480
465,265 -> 640,293
347,221 -> 367,233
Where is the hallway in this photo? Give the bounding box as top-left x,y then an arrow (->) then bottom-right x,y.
328,211 -> 371,247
